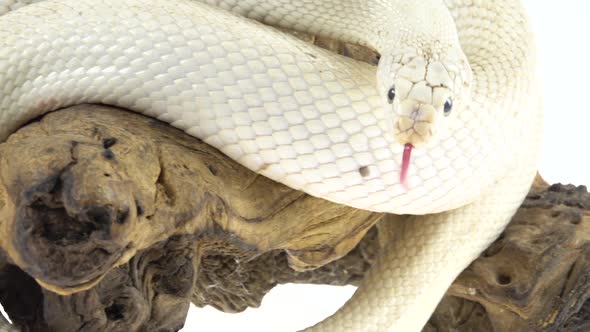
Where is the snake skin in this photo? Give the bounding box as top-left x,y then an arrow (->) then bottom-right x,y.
0,0 -> 542,331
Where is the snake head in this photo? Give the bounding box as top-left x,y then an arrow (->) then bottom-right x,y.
378,50 -> 472,147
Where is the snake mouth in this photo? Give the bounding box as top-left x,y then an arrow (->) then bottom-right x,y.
401,143 -> 413,189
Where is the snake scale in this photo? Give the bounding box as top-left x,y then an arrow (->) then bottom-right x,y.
0,0 -> 542,331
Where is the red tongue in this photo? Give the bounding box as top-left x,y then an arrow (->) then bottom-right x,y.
401,143 -> 413,189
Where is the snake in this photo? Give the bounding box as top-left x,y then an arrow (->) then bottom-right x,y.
0,0 -> 542,331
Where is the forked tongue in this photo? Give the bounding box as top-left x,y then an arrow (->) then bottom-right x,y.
401,143 -> 413,190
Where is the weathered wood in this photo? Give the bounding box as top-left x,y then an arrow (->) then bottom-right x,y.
425,181 -> 590,332
0,106 -> 380,331
192,177 -> 590,332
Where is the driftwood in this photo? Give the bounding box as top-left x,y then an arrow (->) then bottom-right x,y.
0,106 -> 587,332
0,105 -> 380,331
0,31 -> 587,332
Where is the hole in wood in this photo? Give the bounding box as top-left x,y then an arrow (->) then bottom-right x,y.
102,138 -> 117,149
116,208 -> 129,225
105,303 -> 125,321
496,273 -> 512,285
570,214 -> 583,225
102,150 -> 115,160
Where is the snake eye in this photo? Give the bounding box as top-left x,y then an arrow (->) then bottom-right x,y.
387,87 -> 396,104
443,98 -> 453,116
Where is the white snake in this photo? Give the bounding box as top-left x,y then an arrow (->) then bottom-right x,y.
0,0 -> 542,331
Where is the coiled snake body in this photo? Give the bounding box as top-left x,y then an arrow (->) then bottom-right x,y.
0,0 -> 542,331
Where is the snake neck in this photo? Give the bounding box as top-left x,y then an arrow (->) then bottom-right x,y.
444,0 -> 540,169
445,0 -> 538,110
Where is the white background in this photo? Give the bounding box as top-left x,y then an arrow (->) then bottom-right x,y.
0,1 -> 586,331
184,1 -> 590,331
